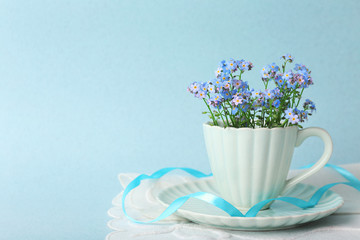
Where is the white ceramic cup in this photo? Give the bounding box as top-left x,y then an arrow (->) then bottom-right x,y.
203,123 -> 333,210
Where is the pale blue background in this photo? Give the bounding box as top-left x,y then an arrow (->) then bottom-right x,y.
0,0 -> 359,239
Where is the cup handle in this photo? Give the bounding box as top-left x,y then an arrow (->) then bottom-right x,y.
282,127 -> 333,193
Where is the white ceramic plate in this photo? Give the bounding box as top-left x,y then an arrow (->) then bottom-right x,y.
157,178 -> 344,230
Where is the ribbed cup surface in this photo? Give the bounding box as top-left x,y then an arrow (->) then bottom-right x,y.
203,123 -> 298,209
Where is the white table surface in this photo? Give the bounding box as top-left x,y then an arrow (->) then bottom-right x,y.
107,163 -> 360,240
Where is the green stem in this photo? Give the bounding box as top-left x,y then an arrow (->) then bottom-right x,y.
290,88 -> 297,108
269,99 -> 274,128
219,109 -> 228,127
252,109 -> 256,128
245,111 -> 253,128
281,119 -> 289,127
203,98 -> 217,126
295,88 -> 305,108
225,101 -> 236,126
220,103 -> 231,127
282,60 -> 288,73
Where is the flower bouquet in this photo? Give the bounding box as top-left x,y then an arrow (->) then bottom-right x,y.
188,54 -> 316,128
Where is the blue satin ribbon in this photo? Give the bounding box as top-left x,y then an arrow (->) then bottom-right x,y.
122,164 -> 360,223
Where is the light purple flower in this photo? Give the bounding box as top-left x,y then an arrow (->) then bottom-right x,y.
232,97 -> 243,106
196,91 -> 206,99
289,115 -> 299,124
285,108 -> 294,119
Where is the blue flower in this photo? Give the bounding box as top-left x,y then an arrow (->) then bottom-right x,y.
232,107 -> 238,114
219,60 -> 231,74
269,62 -> 280,72
283,71 -> 293,80
303,99 -> 316,112
264,89 -> 273,99
272,99 -> 280,108
287,80 -> 297,89
239,103 -> 249,112
299,110 -> 308,121
195,91 -> 206,99
272,87 -> 282,98
220,73 -> 230,82
261,65 -> 270,74
239,61 -> 249,71
251,90 -> 261,98
253,98 -> 264,109
207,84 -> 216,93
236,59 -> 244,67
219,60 -> 227,68
215,67 -> 222,77
295,68 -> 314,88
238,60 -> 253,71
200,82 -> 209,93
212,93 -> 223,102
294,63 -> 305,71
213,78 -> 222,87
262,72 -> 270,79
285,108 -> 294,119
282,53 -> 294,62
275,73 -> 286,87
261,63 -> 278,81
293,108 -> 301,115
221,91 -> 232,100
289,114 -> 299,124
215,104 -> 222,110
239,81 -> 249,92
227,59 -> 237,71
232,80 -> 242,89
189,82 -> 200,93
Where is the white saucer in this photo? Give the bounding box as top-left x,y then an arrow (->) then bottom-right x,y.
157,178 -> 344,230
